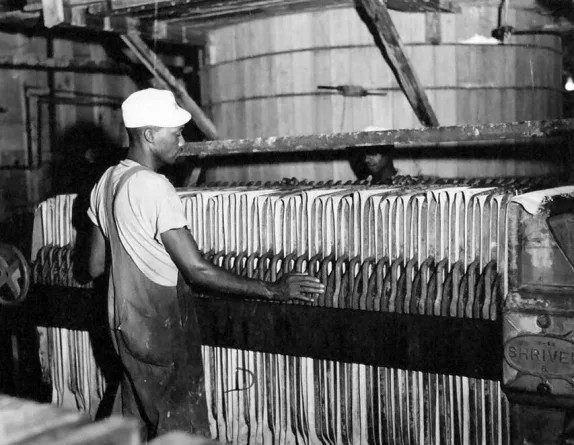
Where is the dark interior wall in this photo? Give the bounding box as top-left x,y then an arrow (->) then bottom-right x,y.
48,36 -> 134,196
0,31 -> 46,213
0,30 -> 138,252
0,28 -> 204,253
0,31 -> 48,252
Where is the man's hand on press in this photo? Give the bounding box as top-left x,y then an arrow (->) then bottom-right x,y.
267,273 -> 325,303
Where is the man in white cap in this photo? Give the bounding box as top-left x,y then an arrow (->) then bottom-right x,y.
84,88 -> 324,439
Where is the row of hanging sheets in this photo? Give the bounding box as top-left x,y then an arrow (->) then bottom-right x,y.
30,175 -> 554,445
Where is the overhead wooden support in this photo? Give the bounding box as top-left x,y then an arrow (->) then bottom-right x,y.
84,14 -> 207,46
89,0 -> 455,25
8,3 -> 207,46
0,55 -> 130,73
355,0 -> 439,127
179,118 -> 574,158
121,32 -> 218,139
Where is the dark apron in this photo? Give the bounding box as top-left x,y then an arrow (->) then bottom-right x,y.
103,165 -> 209,439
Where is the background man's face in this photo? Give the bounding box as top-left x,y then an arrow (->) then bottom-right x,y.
364,153 -> 390,174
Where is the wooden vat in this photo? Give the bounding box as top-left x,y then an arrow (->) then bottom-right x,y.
201,3 -> 563,182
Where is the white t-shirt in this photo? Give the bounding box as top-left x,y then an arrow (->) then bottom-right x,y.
87,159 -> 188,286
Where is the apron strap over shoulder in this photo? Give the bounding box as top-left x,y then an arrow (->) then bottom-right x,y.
104,164 -> 148,241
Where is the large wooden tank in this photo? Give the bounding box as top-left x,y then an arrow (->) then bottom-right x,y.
200,2 -> 563,182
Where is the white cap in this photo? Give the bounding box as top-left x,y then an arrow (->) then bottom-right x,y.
121,88 -> 191,128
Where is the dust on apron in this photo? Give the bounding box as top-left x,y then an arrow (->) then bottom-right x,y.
103,164 -> 208,439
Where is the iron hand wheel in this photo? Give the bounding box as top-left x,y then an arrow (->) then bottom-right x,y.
0,243 -> 30,306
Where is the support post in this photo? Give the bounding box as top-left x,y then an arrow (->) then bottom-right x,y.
355,0 -> 439,127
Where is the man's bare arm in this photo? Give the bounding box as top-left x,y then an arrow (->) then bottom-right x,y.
86,223 -> 106,279
162,227 -> 324,302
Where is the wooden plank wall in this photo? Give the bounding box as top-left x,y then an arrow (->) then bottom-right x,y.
50,38 -> 134,193
201,2 -> 563,183
0,32 -> 137,224
0,32 -> 48,216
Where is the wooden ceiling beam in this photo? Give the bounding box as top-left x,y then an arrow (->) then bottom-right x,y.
355,0 -> 439,127
0,7 -> 207,46
121,31 -> 218,139
89,0 -> 453,22
0,54 -> 132,73
4,0 -> 453,42
0,10 -> 42,27
4,0 -> 207,46
83,13 -> 207,45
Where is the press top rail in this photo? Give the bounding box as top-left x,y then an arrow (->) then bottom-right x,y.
179,118 -> 574,158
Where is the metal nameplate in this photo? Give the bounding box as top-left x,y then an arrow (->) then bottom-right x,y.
504,334 -> 574,379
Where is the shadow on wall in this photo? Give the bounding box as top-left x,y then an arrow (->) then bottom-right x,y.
52,122 -> 126,197
51,122 -> 126,255
0,124 -> 126,255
